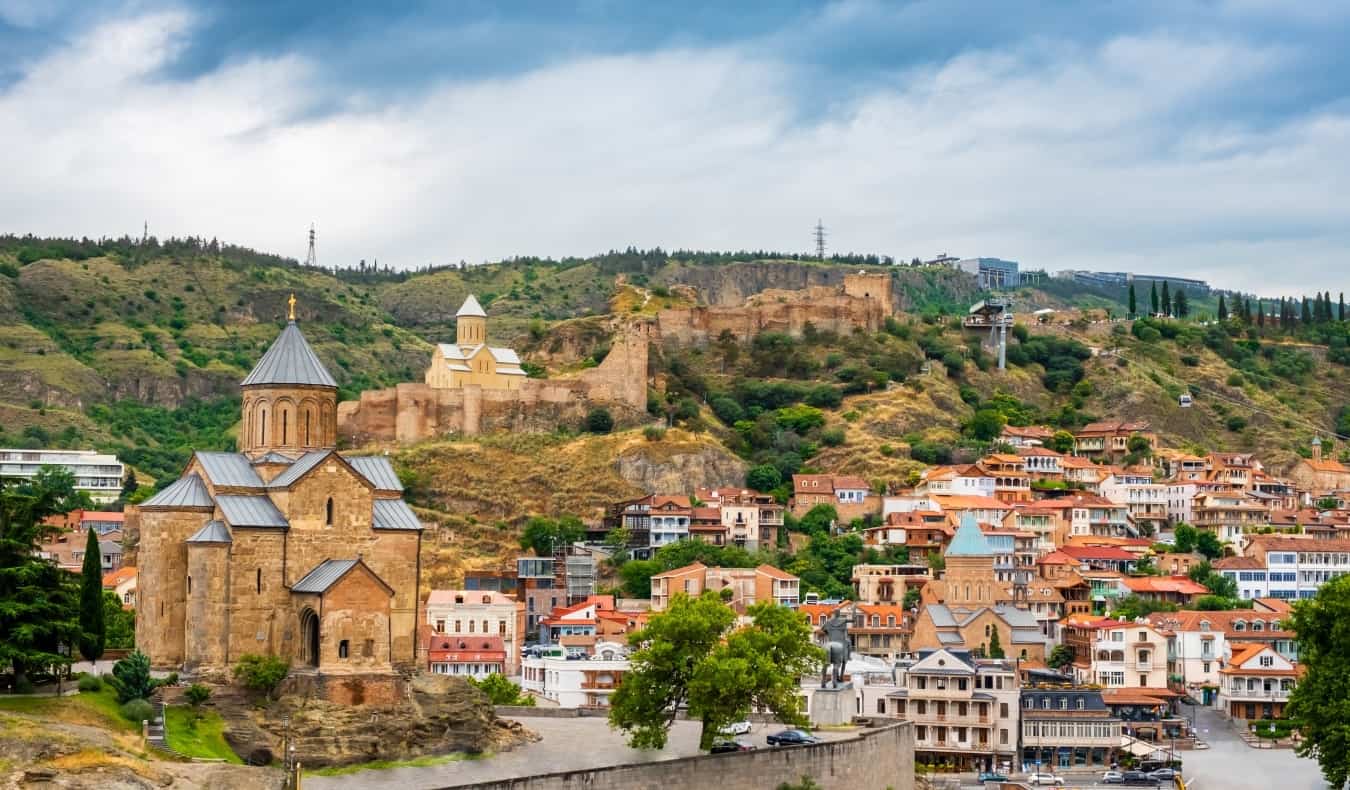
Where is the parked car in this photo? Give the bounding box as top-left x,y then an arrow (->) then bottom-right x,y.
766,729 -> 820,746
1149,767 -> 1178,780
722,720 -> 752,736
1121,771 -> 1160,786
1026,774 -> 1065,787
1102,770 -> 1125,784
977,771 -> 1009,782
709,739 -> 755,754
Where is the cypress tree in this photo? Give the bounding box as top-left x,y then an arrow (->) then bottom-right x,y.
1175,288 -> 1189,318
987,626 -> 1005,659
1257,300 -> 1265,328
79,528 -> 105,662
1302,297 -> 1313,325
1217,294 -> 1228,321
1128,283 -> 1137,318
1161,281 -> 1172,316
1340,293 -> 1345,322
1150,282 -> 1159,315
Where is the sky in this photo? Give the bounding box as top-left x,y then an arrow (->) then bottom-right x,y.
1,1 -> 1348,295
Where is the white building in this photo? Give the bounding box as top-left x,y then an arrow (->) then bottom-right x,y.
1101,476 -> 1170,535
521,642 -> 629,708
1143,612 -> 1229,693
0,448 -> 124,504
1163,483 -> 1198,526
425,589 -> 524,675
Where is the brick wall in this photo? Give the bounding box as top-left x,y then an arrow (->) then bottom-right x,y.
430,721 -> 914,790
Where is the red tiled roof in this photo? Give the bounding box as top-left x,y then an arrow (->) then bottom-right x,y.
1059,545 -> 1136,561
102,566 -> 137,587
1120,576 -> 1209,595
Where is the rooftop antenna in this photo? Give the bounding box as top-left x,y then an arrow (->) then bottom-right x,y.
304,223 -> 317,267
813,219 -> 827,260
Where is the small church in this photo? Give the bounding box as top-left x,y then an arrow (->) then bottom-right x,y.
133,297 -> 424,676
424,294 -> 528,390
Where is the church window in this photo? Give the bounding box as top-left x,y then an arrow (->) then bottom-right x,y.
187,576 -> 192,594
260,410 -> 267,446
339,640 -> 349,659
256,568 -> 262,594
282,409 -> 288,444
305,410 -> 311,445
363,639 -> 374,658
325,498 -> 334,527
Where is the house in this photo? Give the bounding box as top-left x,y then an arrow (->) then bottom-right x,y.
1017,447 -> 1065,482
1217,643 -> 1301,721
1119,576 -> 1209,606
978,454 -> 1032,503
648,562 -> 800,611
875,648 -> 1021,773
929,494 -> 1013,530
425,589 -> 525,675
424,295 -> 527,390
1082,620 -> 1170,691
698,487 -> 785,550
537,595 -> 647,656
131,308 -> 425,681
1001,425 -> 1053,447
1141,611 -> 1229,697
1206,453 -> 1260,491
1155,450 -> 1208,482
1063,494 -> 1136,539
1058,545 -> 1137,574
521,642 -> 629,708
601,494 -> 691,557
909,602 -> 1048,662
1073,421 -> 1155,462
1150,551 -> 1206,577
1061,456 -> 1109,492
800,601 -> 911,661
0,448 -> 125,504
791,474 -> 879,522
102,566 -> 137,607
915,466 -> 995,498
1100,473 -> 1169,537
1234,535 -> 1350,601
1192,491 -> 1270,543
1150,609 -> 1297,664
1020,688 -> 1122,770
851,563 -> 929,605
865,510 -> 954,555
426,634 -> 506,679
1002,504 -> 1061,553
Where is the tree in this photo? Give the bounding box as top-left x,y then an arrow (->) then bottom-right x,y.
1195,531 -> 1224,560
1217,294 -> 1228,321
903,587 -> 921,610
967,409 -> 1007,442
1288,575 -> 1350,788
1128,283 -> 1137,318
1150,282 -> 1159,315
103,592 -> 134,649
78,528 -> 106,662
619,558 -> 661,598
1172,524 -> 1198,554
468,673 -> 535,706
585,407 -> 614,434
1161,281 -> 1171,316
716,329 -> 740,372
119,470 -> 139,502
519,515 -> 586,556
1048,430 -> 1076,454
1302,297 -> 1313,325
233,653 -> 290,699
109,650 -> 158,703
185,683 -> 212,718
0,467 -> 90,689
1340,293 -> 1346,322
1126,433 -> 1153,459
1174,288 -> 1189,318
1048,643 -> 1075,670
746,464 -> 783,493
987,627 -> 1005,659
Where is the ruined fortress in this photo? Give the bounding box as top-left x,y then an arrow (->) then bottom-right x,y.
337,271 -> 892,444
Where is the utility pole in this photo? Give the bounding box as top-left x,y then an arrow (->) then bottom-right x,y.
304,224 -> 318,268
813,219 -> 827,260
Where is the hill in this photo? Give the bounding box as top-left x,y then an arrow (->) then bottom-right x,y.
4,234 -> 1350,579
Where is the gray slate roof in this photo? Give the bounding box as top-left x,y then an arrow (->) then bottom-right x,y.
187,521 -> 232,543
196,452 -> 265,488
372,498 -> 422,530
291,559 -> 358,593
142,473 -> 214,508
267,450 -> 331,488
253,452 -> 296,465
456,294 -> 486,318
241,321 -> 338,388
216,495 -> 289,528
347,456 -> 403,492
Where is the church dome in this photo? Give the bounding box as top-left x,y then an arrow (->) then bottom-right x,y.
241,318 -> 337,389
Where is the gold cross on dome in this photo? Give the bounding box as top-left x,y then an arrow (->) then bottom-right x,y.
288,293 -> 297,321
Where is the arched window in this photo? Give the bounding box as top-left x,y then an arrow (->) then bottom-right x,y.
260,409 -> 267,446
325,498 -> 334,527
1252,620 -> 1264,632
187,575 -> 192,594
282,409 -> 288,445
305,410 -> 312,445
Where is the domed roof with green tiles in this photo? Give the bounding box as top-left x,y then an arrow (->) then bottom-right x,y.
946,512 -> 993,556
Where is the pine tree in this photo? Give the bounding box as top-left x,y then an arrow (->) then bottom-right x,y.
1257,300 -> 1265,328
987,626 -> 1005,659
1340,293 -> 1346,322
1150,282 -> 1159,315
1302,297 -> 1313,325
1161,281 -> 1172,316
1217,293 -> 1227,321
1128,282 -> 1137,318
1175,288 -> 1189,318
78,528 -> 105,662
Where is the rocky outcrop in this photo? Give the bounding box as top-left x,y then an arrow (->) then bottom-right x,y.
615,442 -> 748,493
219,674 -> 532,770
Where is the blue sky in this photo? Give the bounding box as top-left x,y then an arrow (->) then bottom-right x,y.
2,1 -> 1348,293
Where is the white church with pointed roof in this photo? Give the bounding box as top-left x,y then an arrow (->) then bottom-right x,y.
132,302 -> 424,684
424,294 -> 528,390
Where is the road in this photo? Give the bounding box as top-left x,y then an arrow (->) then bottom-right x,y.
306,716 -> 847,790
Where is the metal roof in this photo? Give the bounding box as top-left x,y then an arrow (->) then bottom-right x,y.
267,450 -> 331,488
252,451 -> 297,465
347,456 -> 403,492
142,473 -> 214,508
456,294 -> 486,318
946,512 -> 994,557
240,320 -> 338,388
372,498 -> 422,530
196,452 -> 265,488
216,495 -> 289,528
291,559 -> 358,593
187,521 -> 232,543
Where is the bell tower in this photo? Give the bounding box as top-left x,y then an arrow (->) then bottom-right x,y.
456,294 -> 487,347
239,294 -> 339,457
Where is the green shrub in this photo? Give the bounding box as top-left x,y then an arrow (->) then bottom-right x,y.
185,683 -> 212,709
821,427 -> 846,447
1226,416 -> 1248,432
0,263 -> 18,278
642,425 -> 666,442
232,654 -> 290,699
879,444 -> 895,457
77,674 -> 102,692
584,407 -> 614,434
121,698 -> 155,723
1227,372 -> 1244,387
1180,354 -> 1200,367
109,650 -> 159,703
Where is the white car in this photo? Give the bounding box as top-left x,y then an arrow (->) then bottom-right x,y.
1027,774 -> 1065,787
723,720 -> 752,736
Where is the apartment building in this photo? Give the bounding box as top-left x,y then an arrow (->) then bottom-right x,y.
0,448 -> 125,504
916,465 -> 996,498
1017,447 -> 1065,482
1142,611 -> 1228,697
851,563 -> 930,605
791,474 -> 879,521
979,454 -> 1032,503
1225,536 -> 1350,600
1073,421 -> 1154,462
698,487 -> 786,550
538,595 -> 647,656
649,562 -> 800,611
863,510 -> 954,555
800,601 -> 911,661
1192,491 -> 1270,543
521,643 -> 629,708
1100,474 -> 1169,537
425,589 -> 526,675
1083,621 -> 1170,691
1020,688 -> 1122,770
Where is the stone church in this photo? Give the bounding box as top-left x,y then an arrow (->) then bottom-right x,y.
133,300 -> 424,677
423,294 -> 528,390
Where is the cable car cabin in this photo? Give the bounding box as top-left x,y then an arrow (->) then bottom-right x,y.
1179,394 -> 1194,408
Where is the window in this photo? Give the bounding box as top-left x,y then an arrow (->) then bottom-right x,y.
1024,697 -> 1033,709
256,568 -> 262,594
282,409 -> 288,444
454,620 -> 461,632
877,698 -> 886,714
1001,703 -> 1009,717
469,621 -> 475,633
436,620 -> 445,632
958,678 -> 967,691
325,498 -> 334,527
1203,662 -> 1211,673
338,640 -> 349,659
186,576 -> 192,594
1259,655 -> 1274,668
363,639 -> 374,658
1076,697 -> 1084,710
1000,729 -> 1008,745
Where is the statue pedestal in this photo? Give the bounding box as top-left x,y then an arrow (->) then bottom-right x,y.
810,685 -> 853,727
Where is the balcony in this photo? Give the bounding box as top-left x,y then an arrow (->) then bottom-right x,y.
1135,662 -> 1154,672
1226,688 -> 1292,701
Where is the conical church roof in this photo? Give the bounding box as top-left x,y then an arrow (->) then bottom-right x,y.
946,512 -> 993,557
456,294 -> 486,318
241,320 -> 337,388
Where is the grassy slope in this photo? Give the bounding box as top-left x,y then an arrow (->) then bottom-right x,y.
164,706 -> 242,763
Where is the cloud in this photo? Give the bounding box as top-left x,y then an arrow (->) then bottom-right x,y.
1,7 -> 1348,296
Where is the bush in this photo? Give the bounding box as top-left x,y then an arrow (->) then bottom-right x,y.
121,698 -> 155,723
185,683 -> 212,709
109,650 -> 158,703
642,425 -> 666,442
746,464 -> 784,492
1227,372 -> 1245,387
1180,354 -> 1200,367
233,654 -> 291,699
584,407 -> 614,434
77,674 -> 102,692
820,427 -> 846,447
1226,415 -> 1248,432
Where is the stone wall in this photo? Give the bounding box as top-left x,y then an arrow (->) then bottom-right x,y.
337,324 -> 650,444
432,720 -> 914,790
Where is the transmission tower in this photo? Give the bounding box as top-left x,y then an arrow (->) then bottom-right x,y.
304,224 -> 317,267
813,219 -> 827,260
